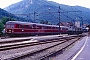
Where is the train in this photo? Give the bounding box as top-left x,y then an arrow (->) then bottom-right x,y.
5,21 -> 83,36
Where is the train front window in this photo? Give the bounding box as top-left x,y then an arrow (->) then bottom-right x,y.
6,25 -> 14,28
6,25 -> 10,28
11,25 -> 14,28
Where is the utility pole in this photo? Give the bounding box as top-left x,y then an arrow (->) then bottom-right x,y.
58,6 -> 61,35
34,11 -> 36,23
80,17 -> 83,28
81,11 -> 83,28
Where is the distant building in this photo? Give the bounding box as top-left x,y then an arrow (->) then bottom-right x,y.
57,22 -> 73,31
75,21 -> 80,27
83,24 -> 88,28
59,22 -> 74,27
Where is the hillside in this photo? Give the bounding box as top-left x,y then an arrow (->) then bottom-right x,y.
4,0 -> 90,24
0,8 -> 31,22
0,8 -> 24,21
0,8 -> 17,19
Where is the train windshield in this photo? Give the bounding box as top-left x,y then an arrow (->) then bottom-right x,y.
6,24 -> 14,28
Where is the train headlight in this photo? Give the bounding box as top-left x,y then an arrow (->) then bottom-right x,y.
22,29 -> 24,32
9,30 -> 11,31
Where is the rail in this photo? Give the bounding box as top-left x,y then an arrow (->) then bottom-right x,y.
0,35 -> 85,60
0,36 -> 76,51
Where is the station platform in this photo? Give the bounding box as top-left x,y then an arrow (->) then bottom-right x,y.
53,36 -> 90,60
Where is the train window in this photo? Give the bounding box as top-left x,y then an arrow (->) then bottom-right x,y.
36,26 -> 40,29
25,25 -> 28,29
62,28 -> 67,30
32,24 -> 36,29
18,25 -> 21,28
61,28 -> 63,30
44,27 -> 47,29
42,27 -> 44,29
33,24 -> 36,27
6,25 -> 10,28
66,28 -> 68,30
16,24 -> 20,28
42,26 -> 48,29
55,27 -> 59,29
52,27 -> 55,29
11,25 -> 14,28
21,25 -> 24,28
29,25 -> 32,29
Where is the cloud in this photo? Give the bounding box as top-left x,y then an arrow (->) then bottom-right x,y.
48,0 -> 90,8
0,0 -> 22,8
0,0 -> 90,8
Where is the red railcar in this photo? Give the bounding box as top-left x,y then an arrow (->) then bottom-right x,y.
5,21 -> 68,36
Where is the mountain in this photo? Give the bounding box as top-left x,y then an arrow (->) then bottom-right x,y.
0,8 -> 31,22
4,0 -> 90,24
0,8 -> 24,21
0,8 -> 16,19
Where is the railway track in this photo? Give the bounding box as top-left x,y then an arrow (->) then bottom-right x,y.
0,35 -> 85,60
0,36 -> 70,51
0,35 -> 63,44
0,38 -> 32,44
16,36 -> 83,60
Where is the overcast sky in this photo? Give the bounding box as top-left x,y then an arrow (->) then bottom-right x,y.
0,0 -> 90,8
49,0 -> 90,8
0,0 -> 22,8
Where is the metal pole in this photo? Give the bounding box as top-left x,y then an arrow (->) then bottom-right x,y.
58,6 -> 60,35
34,11 -> 36,23
81,17 -> 83,28
81,11 -> 83,28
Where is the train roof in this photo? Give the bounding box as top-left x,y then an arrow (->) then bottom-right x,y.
6,21 -> 68,28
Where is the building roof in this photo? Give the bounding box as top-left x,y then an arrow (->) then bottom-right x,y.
60,22 -> 74,27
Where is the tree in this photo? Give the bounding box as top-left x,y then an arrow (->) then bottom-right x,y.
40,20 -> 45,24
0,17 -> 16,35
1,17 -> 16,25
0,22 -> 4,35
40,20 -> 50,24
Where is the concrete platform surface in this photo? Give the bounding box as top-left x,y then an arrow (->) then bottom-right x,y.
53,36 -> 89,60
